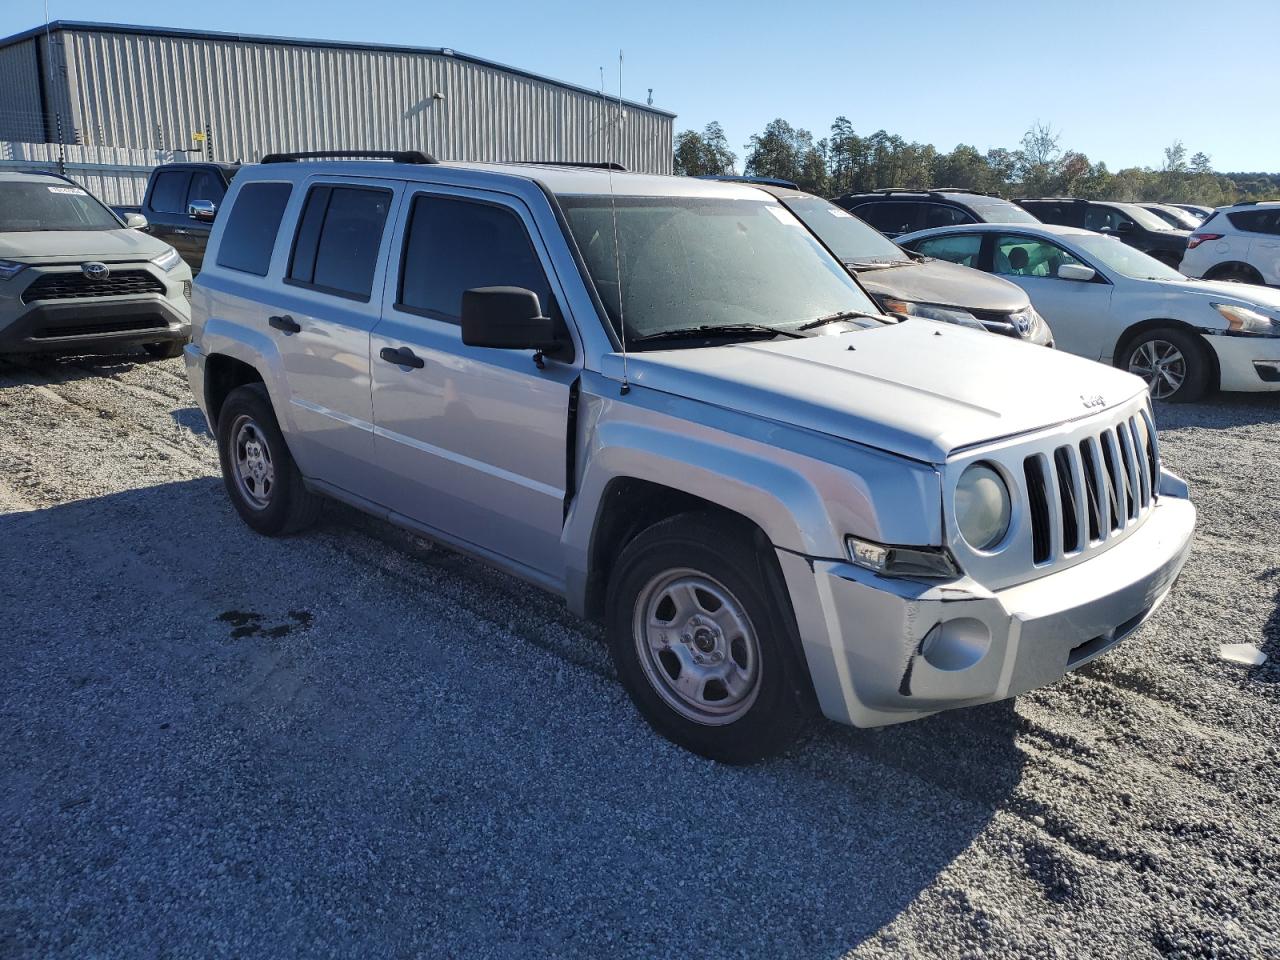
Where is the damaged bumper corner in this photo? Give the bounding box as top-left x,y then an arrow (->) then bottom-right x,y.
778,495 -> 1196,729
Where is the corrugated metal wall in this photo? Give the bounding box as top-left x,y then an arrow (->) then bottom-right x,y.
51,28 -> 672,173
0,38 -> 46,142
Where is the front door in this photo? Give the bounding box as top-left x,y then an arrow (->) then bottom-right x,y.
990,232 -> 1113,358
370,186 -> 578,582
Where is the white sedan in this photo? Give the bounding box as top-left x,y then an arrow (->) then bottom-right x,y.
897,222 -> 1280,402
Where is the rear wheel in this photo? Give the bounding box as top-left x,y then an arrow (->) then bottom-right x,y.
606,513 -> 812,763
1206,262 -> 1264,285
142,340 -> 185,360
216,384 -> 321,535
1122,327 -> 1210,403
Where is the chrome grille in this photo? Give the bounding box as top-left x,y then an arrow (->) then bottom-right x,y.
1022,409 -> 1159,567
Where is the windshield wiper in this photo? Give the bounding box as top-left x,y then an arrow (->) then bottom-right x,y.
627,323 -> 803,346
797,310 -> 885,331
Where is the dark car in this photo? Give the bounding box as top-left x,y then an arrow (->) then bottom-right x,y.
830,188 -> 1042,238
140,161 -> 240,272
1015,198 -> 1190,269
742,183 -> 1053,344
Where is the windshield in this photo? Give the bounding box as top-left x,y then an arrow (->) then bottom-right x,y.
0,180 -> 122,232
964,197 -> 1040,224
778,196 -> 908,263
560,195 -> 883,346
1072,233 -> 1184,280
1117,203 -> 1179,232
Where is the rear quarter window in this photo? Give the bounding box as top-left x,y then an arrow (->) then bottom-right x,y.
1227,210 -> 1280,235
215,182 -> 293,277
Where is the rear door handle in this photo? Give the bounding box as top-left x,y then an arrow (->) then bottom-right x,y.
379,346 -> 425,369
268,314 -> 300,334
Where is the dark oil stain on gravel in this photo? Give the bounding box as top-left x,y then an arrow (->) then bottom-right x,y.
217,609 -> 315,641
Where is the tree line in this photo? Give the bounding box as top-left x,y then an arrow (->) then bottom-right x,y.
672,118 -> 1279,205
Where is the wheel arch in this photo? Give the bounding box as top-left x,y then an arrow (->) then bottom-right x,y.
1204,260 -> 1265,284
1113,318 -> 1220,392
204,353 -> 266,432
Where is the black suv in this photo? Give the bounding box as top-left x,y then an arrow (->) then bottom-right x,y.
140,162 -> 240,273
1015,198 -> 1190,268
831,188 -> 1041,238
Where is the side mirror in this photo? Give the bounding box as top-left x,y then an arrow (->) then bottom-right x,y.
461,286 -> 560,352
188,200 -> 217,222
124,213 -> 148,230
1057,263 -> 1097,282
1115,221 -> 1135,235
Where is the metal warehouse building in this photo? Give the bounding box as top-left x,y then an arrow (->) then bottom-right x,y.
0,21 -> 674,173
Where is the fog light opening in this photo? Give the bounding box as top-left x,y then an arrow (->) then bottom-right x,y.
920,618 -> 992,672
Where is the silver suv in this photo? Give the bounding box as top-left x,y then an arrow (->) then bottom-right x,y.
0,171 -> 192,358
185,152 -> 1196,762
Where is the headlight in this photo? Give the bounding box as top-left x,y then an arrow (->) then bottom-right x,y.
881,298 -> 986,332
1213,302 -> 1280,337
151,247 -> 183,272
846,536 -> 960,580
955,463 -> 1012,551
0,259 -> 28,281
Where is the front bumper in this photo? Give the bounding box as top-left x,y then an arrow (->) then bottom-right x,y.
779,489 -> 1195,728
0,263 -> 191,355
1202,333 -> 1280,392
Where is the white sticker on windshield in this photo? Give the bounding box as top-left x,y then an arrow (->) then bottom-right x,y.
47,186 -> 87,195
765,205 -> 798,225
829,208 -> 853,218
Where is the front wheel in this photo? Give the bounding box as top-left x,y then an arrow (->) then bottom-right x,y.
1122,327 -> 1210,403
606,513 -> 813,763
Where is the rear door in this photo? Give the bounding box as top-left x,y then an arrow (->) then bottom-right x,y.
369,185 -> 579,582
247,175 -> 402,497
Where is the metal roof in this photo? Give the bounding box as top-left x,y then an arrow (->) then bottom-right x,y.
0,20 -> 675,119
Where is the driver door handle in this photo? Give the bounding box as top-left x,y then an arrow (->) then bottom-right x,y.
268,314 -> 301,333
379,346 -> 425,369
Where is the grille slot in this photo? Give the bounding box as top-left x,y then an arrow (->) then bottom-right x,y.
21,270 -> 166,304
1053,447 -> 1081,554
1024,456 -> 1052,564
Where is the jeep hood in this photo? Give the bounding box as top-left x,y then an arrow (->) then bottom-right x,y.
605,319 -> 1147,463
0,228 -> 170,263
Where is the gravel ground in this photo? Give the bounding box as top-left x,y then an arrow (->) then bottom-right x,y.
1,350 -> 1277,960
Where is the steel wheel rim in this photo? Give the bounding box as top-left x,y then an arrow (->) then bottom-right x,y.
1128,339 -> 1186,400
633,568 -> 762,726
230,414 -> 275,510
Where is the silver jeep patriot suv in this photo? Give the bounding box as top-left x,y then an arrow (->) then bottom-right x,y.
185,151 -> 1195,762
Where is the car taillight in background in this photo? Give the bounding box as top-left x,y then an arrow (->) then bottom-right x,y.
1187,233 -> 1223,250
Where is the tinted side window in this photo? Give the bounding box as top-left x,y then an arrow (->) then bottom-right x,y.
912,233 -> 983,267
1083,206 -> 1132,233
922,203 -> 973,228
993,235 -> 1083,278
287,186 -> 392,301
397,195 -> 551,322
853,201 -> 919,236
1021,202 -> 1062,224
186,171 -> 226,208
216,182 -> 292,276
1227,210 -> 1280,235
150,171 -> 190,214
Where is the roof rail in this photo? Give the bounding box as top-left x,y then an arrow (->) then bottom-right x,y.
523,161 -> 627,171
1016,196 -> 1084,202
868,186 -> 998,198
697,174 -> 799,189
260,149 -> 438,164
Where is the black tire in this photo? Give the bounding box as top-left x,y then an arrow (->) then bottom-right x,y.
1120,327 -> 1210,404
1206,262 -> 1264,285
606,512 -> 813,763
142,340 -> 185,360
216,383 -> 322,535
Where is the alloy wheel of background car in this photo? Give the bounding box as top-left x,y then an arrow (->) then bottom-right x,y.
632,568 -> 762,725
230,414 -> 275,510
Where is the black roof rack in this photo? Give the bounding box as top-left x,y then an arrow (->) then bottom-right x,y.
697,174 -> 799,189
1016,196 -> 1086,203
524,161 -> 627,171
260,149 -> 438,164
867,187 -> 1000,198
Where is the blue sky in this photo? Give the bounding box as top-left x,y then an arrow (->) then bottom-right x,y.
5,0 -> 1279,172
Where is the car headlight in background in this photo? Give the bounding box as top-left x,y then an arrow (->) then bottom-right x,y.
1213,303 -> 1280,337
150,247 -> 183,273
0,259 -> 28,281
881,298 -> 987,332
846,536 -> 960,580
955,463 -> 1012,551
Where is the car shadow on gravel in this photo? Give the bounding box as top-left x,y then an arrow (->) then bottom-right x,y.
0,481 -> 1024,959
1154,392 -> 1280,431
0,349 -> 166,384
1250,567 -> 1280,683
